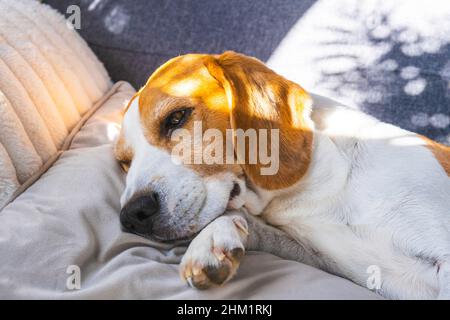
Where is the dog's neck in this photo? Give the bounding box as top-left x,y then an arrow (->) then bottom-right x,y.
290,131 -> 351,200
244,129 -> 351,218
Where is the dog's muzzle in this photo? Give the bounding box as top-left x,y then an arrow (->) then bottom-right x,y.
120,192 -> 160,235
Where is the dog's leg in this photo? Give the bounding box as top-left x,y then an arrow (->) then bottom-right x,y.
244,212 -> 318,267
180,211 -> 249,289
180,210 -> 316,289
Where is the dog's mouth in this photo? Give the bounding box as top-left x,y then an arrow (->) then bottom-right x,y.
121,224 -> 196,244
145,232 -> 195,245
121,180 -> 246,243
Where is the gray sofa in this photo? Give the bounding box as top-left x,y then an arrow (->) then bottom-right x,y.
46,0 -> 450,144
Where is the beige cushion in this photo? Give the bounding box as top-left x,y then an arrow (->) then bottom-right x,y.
0,81 -> 381,299
0,0 -> 111,207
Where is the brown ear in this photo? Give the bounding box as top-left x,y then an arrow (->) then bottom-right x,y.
204,51 -> 313,190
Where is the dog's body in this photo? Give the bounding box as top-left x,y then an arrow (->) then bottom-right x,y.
115,52 -> 450,299
258,95 -> 450,299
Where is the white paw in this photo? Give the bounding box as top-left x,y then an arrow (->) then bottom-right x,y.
180,214 -> 248,289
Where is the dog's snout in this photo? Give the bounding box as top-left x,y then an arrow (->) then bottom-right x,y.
120,192 -> 160,234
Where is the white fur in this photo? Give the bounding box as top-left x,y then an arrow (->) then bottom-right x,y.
258,95 -> 450,299
122,93 -> 450,299
121,97 -> 240,239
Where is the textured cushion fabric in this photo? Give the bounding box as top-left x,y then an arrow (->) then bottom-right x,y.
0,82 -> 381,299
0,0 -> 112,207
45,0 -> 450,144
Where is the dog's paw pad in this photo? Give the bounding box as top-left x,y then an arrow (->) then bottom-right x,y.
203,261 -> 233,285
228,247 -> 245,261
181,245 -> 244,290
180,214 -> 248,290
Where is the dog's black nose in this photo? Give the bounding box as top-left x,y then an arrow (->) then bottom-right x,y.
120,192 -> 160,234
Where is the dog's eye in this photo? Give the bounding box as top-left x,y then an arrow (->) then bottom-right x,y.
163,108 -> 193,136
169,110 -> 185,126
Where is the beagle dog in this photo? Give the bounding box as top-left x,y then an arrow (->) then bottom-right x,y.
114,51 -> 450,299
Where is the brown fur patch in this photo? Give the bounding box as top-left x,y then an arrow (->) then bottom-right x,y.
205,51 -> 313,190
114,131 -> 133,172
138,54 -> 241,177
422,136 -> 450,176
114,95 -> 137,169
130,52 -> 313,189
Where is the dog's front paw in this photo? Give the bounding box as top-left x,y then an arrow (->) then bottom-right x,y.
180,214 -> 248,289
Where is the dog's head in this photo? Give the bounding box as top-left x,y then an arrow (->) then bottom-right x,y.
114,51 -> 313,241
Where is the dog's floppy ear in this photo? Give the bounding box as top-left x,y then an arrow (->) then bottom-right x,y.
204,51 -> 313,190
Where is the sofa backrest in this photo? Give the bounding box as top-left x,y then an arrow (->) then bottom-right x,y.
44,0 -> 315,88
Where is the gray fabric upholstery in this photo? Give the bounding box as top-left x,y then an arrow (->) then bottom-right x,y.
45,0 -> 450,143
45,0 -> 315,88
